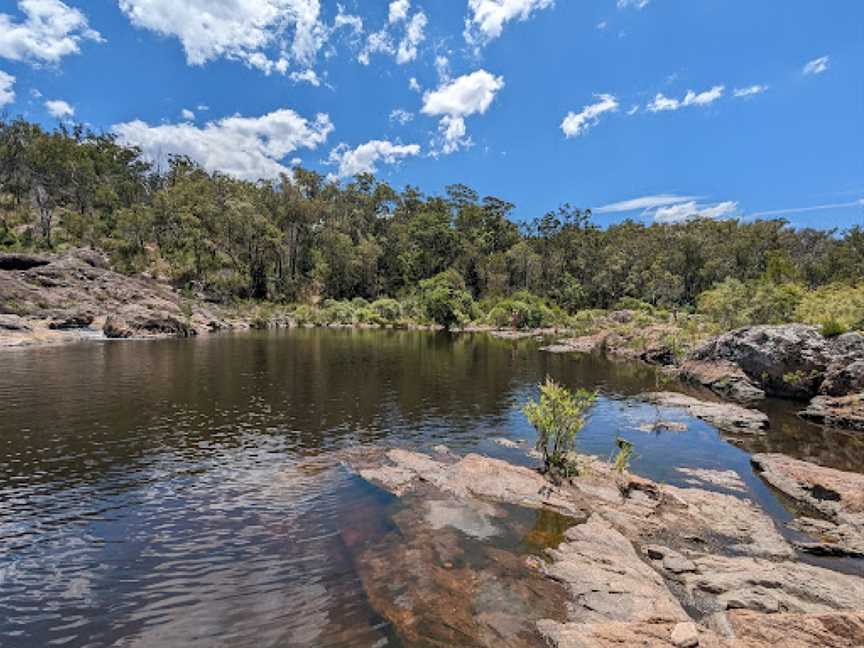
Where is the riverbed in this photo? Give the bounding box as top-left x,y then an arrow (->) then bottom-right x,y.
0,329 -> 861,647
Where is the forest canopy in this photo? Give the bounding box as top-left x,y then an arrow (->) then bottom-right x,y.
1,117 -> 862,321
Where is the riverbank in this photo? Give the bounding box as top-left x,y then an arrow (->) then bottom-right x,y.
345,445 -> 864,647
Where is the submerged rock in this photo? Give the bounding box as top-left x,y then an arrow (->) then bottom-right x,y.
640,392 -> 769,435
675,359 -> 766,404
674,467 -> 748,495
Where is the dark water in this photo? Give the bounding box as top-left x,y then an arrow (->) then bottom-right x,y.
0,329 -> 861,647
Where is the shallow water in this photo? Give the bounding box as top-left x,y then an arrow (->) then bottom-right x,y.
0,329 -> 860,647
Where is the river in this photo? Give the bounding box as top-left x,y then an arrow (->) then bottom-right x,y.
0,329 -> 860,647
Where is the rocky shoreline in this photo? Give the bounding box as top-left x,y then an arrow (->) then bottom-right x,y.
344,446 -> 864,647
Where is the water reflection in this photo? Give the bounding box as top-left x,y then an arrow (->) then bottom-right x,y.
0,329 -> 860,647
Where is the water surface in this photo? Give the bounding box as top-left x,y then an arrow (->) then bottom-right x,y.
0,329 -> 860,647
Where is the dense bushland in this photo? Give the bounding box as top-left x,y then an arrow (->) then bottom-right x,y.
1,117 -> 862,331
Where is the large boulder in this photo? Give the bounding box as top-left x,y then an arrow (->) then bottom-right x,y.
691,325 -> 834,400
675,359 -> 766,404
800,393 -> 864,432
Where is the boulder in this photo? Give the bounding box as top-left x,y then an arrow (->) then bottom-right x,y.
821,360 -> 864,397
676,359 -> 766,404
48,311 -> 95,330
0,252 -> 50,271
715,610 -> 864,648
800,393 -> 864,431
0,314 -> 31,331
641,392 -> 769,435
691,325 -> 832,400
103,307 -> 195,339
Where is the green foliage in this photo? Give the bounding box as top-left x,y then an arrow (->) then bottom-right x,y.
820,319 -> 848,338
370,298 -> 402,323
523,379 -> 597,480
612,437 -> 635,474
795,284 -> 864,332
418,270 -> 476,330
697,278 -> 805,329
485,291 -> 557,329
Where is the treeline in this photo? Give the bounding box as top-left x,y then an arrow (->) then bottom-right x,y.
1,117 -> 863,317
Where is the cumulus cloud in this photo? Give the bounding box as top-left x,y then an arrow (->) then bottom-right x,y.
388,0 -> 410,24
409,77 -> 421,92
389,108 -> 414,125
594,194 -> 700,214
0,70 -> 15,107
647,85 -> 724,112
464,0 -> 554,47
117,0 -> 328,74
45,98 -> 74,118
181,108 -> 195,120
113,108 -> 333,180
327,139 -> 420,178
733,84 -> 768,98
359,4 -> 426,65
802,55 -> 829,76
289,68 -> 320,85
421,69 -> 504,118
0,0 -> 102,65
654,200 -> 738,223
421,69 -> 504,154
561,94 -> 618,138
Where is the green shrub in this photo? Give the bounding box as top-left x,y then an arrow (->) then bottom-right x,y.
523,378 -> 597,481
318,300 -> 356,324
486,291 -> 557,329
370,298 -> 402,323
612,437 -> 635,474
820,319 -> 848,338
697,278 -> 805,329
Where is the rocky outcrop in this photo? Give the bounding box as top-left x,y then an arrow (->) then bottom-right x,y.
752,453 -> 864,557
640,392 -> 769,435
0,248 -> 231,347
800,393 -> 864,431
691,325 -> 864,402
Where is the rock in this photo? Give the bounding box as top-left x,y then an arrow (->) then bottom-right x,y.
828,331 -> 864,359
641,392 -> 769,435
0,314 -> 31,331
644,545 -> 697,574
0,252 -> 50,271
676,359 -> 766,404
48,311 -> 95,330
691,325 -> 833,400
537,619 -> 725,648
821,360 -> 864,397
544,515 -> 690,624
675,468 -> 748,494
103,308 -> 194,339
718,610 -> 864,648
543,333 -> 608,354
639,420 -> 689,433
800,393 -> 864,431
788,517 -> 864,558
751,453 -> 864,556
680,554 -> 864,615
609,310 -> 634,324
671,621 -> 700,647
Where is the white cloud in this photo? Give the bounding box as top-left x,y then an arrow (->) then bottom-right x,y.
388,0 -> 410,24
289,68 -> 320,85
749,199 -> 864,219
434,55 -> 450,83
0,70 -> 15,107
389,108 -> 414,125
409,77 -> 421,92
396,11 -> 426,64
733,84 -> 768,98
181,108 -> 195,120
596,20 -> 607,30
421,69 -> 504,154
654,200 -> 738,223
617,0 -> 649,8
0,0 -> 102,65
45,98 -> 74,118
327,139 -> 420,178
626,104 -> 639,115
803,55 -> 829,76
113,108 -> 333,180
117,0 -> 327,74
561,94 -> 618,138
197,104 -> 210,111
647,85 -> 724,112
359,6 -> 426,66
464,0 -> 554,47
595,194 -> 700,214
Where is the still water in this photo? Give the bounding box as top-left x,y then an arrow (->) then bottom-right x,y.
0,329 -> 861,647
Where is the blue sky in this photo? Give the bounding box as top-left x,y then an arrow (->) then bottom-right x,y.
0,0 -> 862,229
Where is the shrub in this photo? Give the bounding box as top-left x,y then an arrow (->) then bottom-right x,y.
370,298 -> 402,323
612,437 -> 635,474
318,300 -> 356,324
486,291 -> 557,329
523,378 -> 597,481
697,278 -> 805,329
820,319 -> 848,338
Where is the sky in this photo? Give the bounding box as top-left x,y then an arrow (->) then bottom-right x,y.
0,0 -> 862,229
